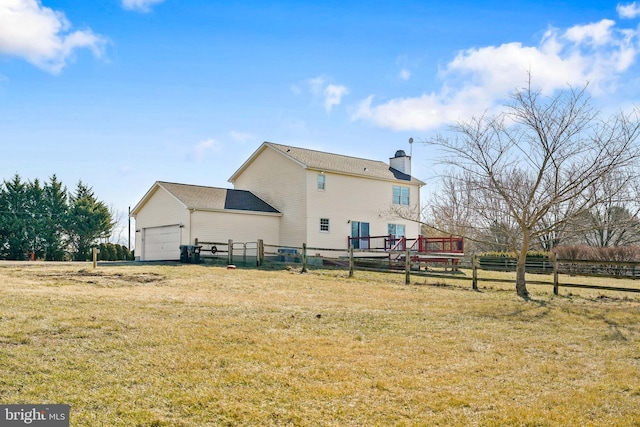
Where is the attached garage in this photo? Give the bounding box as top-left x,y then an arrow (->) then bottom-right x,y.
131,181 -> 281,261
142,225 -> 181,261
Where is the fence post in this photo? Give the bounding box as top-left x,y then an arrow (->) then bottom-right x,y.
405,247 -> 411,285
301,243 -> 307,273
472,254 -> 478,290
228,239 -> 233,265
257,239 -> 264,266
242,243 -> 247,265
349,246 -> 354,278
553,252 -> 559,295
93,247 -> 99,269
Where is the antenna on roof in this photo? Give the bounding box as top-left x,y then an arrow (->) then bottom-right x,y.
409,137 -> 413,157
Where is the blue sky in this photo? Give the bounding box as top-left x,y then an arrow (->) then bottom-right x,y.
2,0 -> 640,244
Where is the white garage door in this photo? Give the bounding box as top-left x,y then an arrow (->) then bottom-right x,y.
143,225 -> 181,261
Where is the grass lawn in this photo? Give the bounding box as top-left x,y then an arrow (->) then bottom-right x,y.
0,262 -> 639,426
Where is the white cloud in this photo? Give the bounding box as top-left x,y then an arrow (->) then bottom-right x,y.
564,19 -> 615,45
121,0 -> 164,13
354,94 -> 448,130
323,84 -> 348,112
192,138 -> 220,161
307,76 -> 326,96
618,2 -> 640,18
399,68 -> 411,81
353,18 -> 640,131
298,76 -> 349,113
0,0 -> 105,73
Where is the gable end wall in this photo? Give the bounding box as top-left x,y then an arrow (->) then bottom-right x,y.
232,148 -> 307,247
133,187 -> 190,253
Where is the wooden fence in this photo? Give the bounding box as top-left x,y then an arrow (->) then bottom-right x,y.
193,239 -> 640,295
472,253 -> 640,294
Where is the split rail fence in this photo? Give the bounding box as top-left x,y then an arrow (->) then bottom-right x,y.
193,239 -> 640,296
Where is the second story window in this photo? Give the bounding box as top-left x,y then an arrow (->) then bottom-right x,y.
393,186 -> 410,205
320,218 -> 330,232
317,174 -> 326,191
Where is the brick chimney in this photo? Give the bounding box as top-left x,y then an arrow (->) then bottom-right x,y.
390,150 -> 411,176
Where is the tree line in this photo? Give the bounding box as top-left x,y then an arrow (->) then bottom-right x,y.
0,174 -> 123,261
426,175 -> 640,252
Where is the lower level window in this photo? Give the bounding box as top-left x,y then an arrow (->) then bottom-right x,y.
388,223 -> 406,249
388,223 -> 406,238
320,218 -> 330,232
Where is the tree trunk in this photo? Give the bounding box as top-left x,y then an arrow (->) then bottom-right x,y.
515,250 -> 529,299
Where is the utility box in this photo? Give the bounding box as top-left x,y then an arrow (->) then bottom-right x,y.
179,245 -> 202,263
277,248 -> 299,263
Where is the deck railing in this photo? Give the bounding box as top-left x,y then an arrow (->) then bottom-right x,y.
347,235 -> 464,254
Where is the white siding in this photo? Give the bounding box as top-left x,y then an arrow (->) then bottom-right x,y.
133,187 -> 189,260
232,148 -> 307,248
305,170 -> 421,251
231,145 -> 423,252
134,144 -> 427,258
191,210 -> 280,246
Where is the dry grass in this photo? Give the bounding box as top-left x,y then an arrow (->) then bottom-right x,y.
0,262 -> 639,426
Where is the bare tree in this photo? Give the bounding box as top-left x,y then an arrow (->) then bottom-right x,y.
428,81 -> 640,298
425,174 -> 475,237
568,173 -> 640,247
533,202 -> 572,251
107,205 -> 130,246
577,206 -> 640,247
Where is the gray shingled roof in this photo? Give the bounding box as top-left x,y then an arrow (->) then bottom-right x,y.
158,182 -> 280,213
265,142 -> 424,184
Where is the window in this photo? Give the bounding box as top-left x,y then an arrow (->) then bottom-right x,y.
388,223 -> 406,239
320,218 -> 330,232
317,174 -> 326,190
388,223 -> 406,250
393,186 -> 410,205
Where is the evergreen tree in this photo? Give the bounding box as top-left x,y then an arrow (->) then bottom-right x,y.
0,181 -> 6,258
0,174 -> 31,260
26,178 -> 45,259
115,244 -> 124,261
67,181 -> 114,261
105,243 -> 117,261
42,175 -> 69,261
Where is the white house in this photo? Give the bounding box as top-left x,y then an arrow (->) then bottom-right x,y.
131,142 -> 425,261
